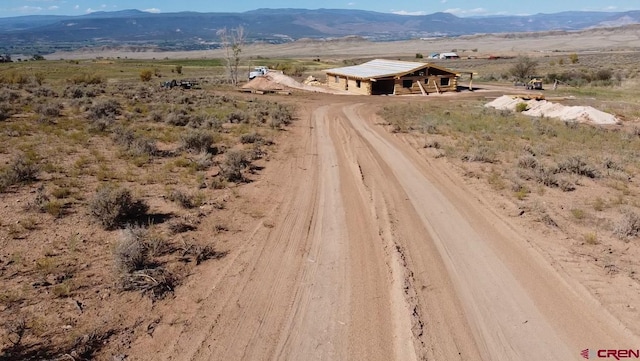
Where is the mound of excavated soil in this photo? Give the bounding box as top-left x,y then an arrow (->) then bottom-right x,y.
242,75 -> 286,91
485,95 -> 619,125
242,72 -> 350,94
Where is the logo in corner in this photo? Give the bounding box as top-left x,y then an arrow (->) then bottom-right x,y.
581,349 -> 591,359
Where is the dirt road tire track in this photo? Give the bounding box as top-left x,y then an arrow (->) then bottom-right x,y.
130,99 -> 639,361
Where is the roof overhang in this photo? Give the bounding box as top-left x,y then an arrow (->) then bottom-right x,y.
325,59 -> 459,81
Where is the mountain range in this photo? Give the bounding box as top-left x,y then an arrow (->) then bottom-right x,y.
1,8 -> 639,54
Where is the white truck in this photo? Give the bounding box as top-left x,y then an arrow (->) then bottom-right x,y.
249,66 -> 268,80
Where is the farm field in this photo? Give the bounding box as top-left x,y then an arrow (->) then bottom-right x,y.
2,27 -> 640,360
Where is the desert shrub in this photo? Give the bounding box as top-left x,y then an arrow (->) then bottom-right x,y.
140,69 -> 153,82
181,243 -> 222,265
515,102 -> 528,112
180,130 -> 213,153
595,69 -> 613,82
114,226 -> 151,273
64,86 -> 85,99
68,73 -> 103,85
51,187 -> 72,199
240,132 -> 264,144
511,181 -> 530,200
193,152 -> 213,171
147,109 -> 164,122
0,70 -> 29,85
165,108 -> 190,126
0,89 -> 21,103
273,63 -> 306,76
88,99 -> 121,120
462,146 -> 497,163
118,267 -> 176,301
169,190 -> 195,209
220,150 -> 250,182
424,139 -> 441,149
613,209 -> 640,240
0,154 -> 39,191
0,104 -> 10,121
167,219 -> 197,234
35,102 -> 62,117
539,213 -> 558,227
227,111 -> 247,124
534,121 -> 557,137
89,185 -> 149,229
205,117 -> 224,131
584,232 -> 598,245
209,177 -> 227,189
32,86 -> 57,98
557,178 -> 576,192
517,154 -> 538,169
113,127 -> 158,157
129,137 -> 158,157
569,53 -> 579,64
113,127 -> 135,147
420,120 -> 439,134
83,85 -> 103,98
175,65 -> 183,74
269,104 -> 294,129
533,166 -> 558,188
557,156 -> 599,178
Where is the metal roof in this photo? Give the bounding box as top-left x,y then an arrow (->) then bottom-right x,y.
324,59 -> 457,80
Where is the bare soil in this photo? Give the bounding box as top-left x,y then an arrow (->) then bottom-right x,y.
4,27 -> 640,359
123,92 -> 640,360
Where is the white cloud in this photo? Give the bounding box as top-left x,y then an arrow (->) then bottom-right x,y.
74,5 -> 79,9
348,2 -> 355,6
143,8 -> 161,13
441,0 -> 448,3
86,4 -> 107,13
14,6 -> 43,12
48,5 -> 59,10
443,8 -> 487,16
392,10 -> 427,16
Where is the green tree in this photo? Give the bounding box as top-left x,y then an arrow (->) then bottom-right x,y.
569,53 -> 579,64
139,69 -> 153,82
509,56 -> 538,81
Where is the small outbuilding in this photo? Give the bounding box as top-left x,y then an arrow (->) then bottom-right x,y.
439,52 -> 460,59
324,59 -> 459,96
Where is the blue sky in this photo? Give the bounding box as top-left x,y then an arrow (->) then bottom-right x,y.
1,0 -> 638,18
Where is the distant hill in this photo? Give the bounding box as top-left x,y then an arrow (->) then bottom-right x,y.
1,8 -> 639,54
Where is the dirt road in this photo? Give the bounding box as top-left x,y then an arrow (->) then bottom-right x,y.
132,99 -> 639,360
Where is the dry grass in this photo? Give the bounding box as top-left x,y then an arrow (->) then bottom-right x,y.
0,57 -> 295,359
379,84 -> 640,244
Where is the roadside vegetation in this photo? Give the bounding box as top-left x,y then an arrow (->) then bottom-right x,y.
379,73 -> 640,281
0,59 -> 295,359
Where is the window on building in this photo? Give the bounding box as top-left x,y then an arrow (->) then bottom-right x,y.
424,78 -> 429,85
356,79 -> 361,88
402,79 -> 413,88
334,76 -> 339,83
440,77 -> 450,86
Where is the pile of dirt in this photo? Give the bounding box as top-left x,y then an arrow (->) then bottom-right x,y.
485,95 -> 619,125
242,75 -> 286,91
242,72 -> 349,94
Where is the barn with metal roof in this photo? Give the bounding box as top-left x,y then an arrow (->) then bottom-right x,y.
324,59 -> 460,95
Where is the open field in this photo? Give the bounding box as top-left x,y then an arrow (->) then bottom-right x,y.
2,29 -> 640,360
